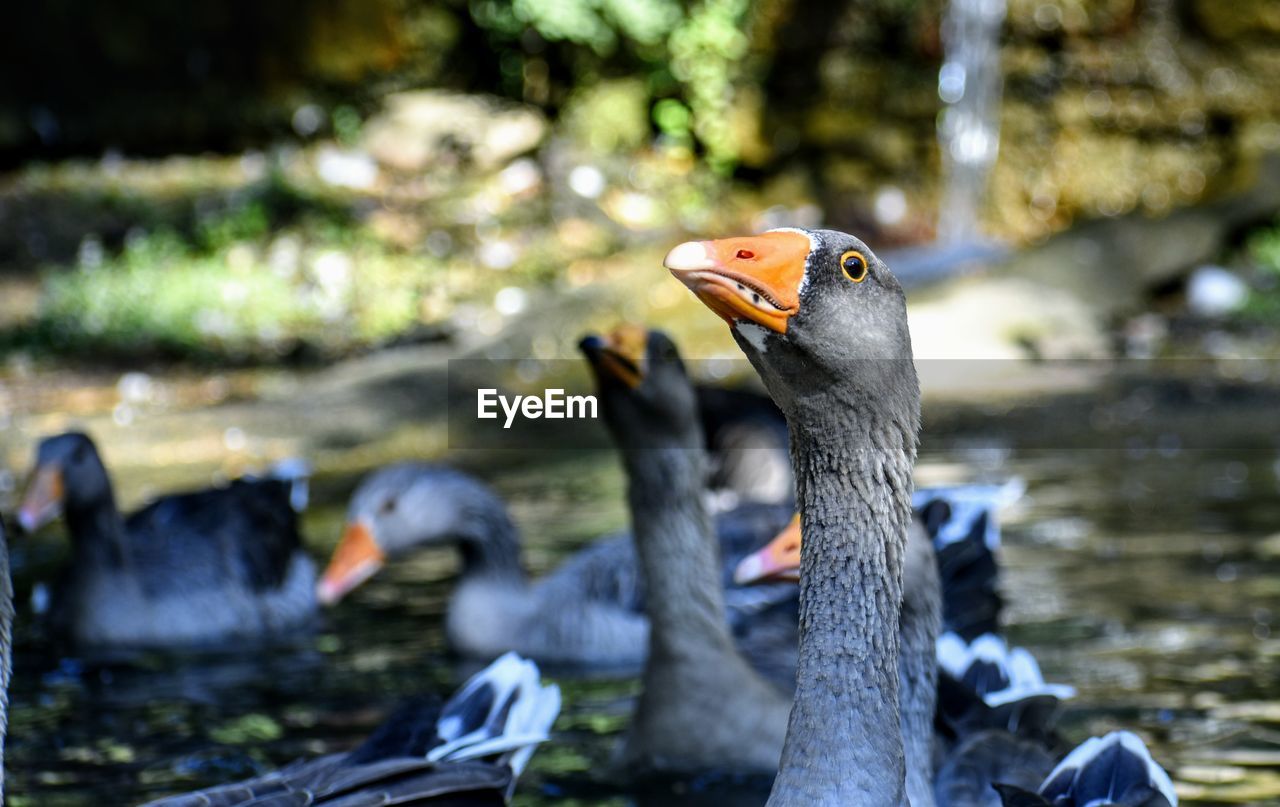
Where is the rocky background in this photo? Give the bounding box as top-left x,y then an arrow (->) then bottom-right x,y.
1,0 -> 1279,367
5,0 -> 1278,239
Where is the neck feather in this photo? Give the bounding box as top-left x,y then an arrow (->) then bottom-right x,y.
622,445 -> 735,659
768,401 -> 918,805
63,482 -> 128,568
454,502 -> 524,581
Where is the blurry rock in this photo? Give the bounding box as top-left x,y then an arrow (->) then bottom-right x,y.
362,91 -> 548,174
315,146 -> 379,189
909,275 -> 1107,360
498,158 -> 543,198
1187,265 -> 1249,317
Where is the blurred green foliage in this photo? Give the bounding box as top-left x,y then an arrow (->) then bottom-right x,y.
1243,218 -> 1280,319
471,0 -> 758,170
9,180 -> 439,363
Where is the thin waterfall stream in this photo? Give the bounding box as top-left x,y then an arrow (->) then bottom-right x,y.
937,0 -> 1007,245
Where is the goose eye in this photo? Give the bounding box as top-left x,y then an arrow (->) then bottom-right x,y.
380,498 -> 397,515
840,251 -> 868,283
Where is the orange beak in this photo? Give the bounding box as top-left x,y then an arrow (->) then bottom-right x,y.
316,519 -> 387,605
18,465 -> 65,533
664,231 -> 811,334
581,323 -> 649,389
734,513 -> 802,584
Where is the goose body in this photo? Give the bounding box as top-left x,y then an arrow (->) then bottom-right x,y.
141,652 -> 560,806
17,432 -> 316,649
318,462 -> 793,670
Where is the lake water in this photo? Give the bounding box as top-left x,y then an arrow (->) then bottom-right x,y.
5,385 -> 1280,805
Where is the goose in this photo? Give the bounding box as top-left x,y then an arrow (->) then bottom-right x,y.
580,324 -> 793,777
138,651 -> 560,805
315,461 -> 794,671
582,324 -> 963,799
16,432 -> 316,650
994,731 -> 1177,807
667,228 -> 1178,806
695,383 -> 793,507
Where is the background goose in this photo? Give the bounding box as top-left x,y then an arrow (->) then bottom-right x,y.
695,383 -> 792,508
17,431 -> 316,650
318,462 -> 652,668
316,461 -> 794,671
581,324 -> 792,777
994,731 -> 1177,807
141,651 -> 560,806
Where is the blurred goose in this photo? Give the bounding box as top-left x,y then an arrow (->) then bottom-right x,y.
141,651 -> 560,806
695,383 -> 792,507
581,324 -> 792,776
316,447 -> 793,669
993,731 -> 1177,807
917,481 -> 1023,640
669,229 -> 1175,805
318,463 -> 652,668
17,432 -> 315,649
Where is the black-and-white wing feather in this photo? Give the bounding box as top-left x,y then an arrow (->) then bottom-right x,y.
142,653 -> 559,806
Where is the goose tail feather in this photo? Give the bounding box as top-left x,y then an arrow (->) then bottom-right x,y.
428,652 -> 561,780
1036,731 -> 1177,807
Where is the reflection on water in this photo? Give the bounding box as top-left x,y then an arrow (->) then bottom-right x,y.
6,436 -> 1280,804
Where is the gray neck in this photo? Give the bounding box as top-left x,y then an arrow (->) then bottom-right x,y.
64,485 -> 128,569
619,439 -> 791,775
0,530 -> 13,801
454,506 -> 524,582
623,445 -> 735,662
768,403 -> 918,806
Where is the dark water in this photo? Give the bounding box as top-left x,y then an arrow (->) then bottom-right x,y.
6,439 -> 1280,805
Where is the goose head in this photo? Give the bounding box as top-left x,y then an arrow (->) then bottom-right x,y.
579,324 -> 701,451
664,228 -> 916,423
18,432 -> 110,533
317,464 -> 512,605
733,513 -> 801,585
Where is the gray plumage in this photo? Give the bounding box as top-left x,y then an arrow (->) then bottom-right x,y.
20,432 -> 316,649
670,228 -> 923,805
338,464 -> 793,671
585,328 -> 792,777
